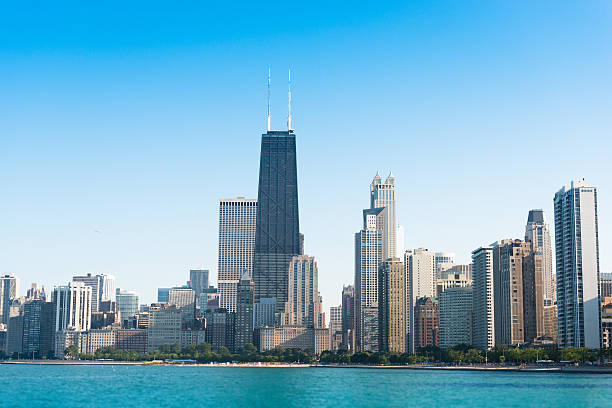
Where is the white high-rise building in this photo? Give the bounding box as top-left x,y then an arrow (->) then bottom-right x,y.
0,275 -> 19,325
355,211 -> 383,352
472,247 -> 495,350
405,248 -> 436,352
218,198 -> 257,313
370,172 -> 396,258
100,274 -> 116,302
53,281 -> 92,332
554,180 -> 602,349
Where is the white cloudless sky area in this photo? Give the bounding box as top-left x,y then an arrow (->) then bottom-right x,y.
1,2 -> 611,315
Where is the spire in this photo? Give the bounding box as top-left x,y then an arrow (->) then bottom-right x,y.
267,66 -> 271,132
288,68 -> 292,130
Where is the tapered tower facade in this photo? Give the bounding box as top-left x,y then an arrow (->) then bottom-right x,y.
253,70 -> 301,313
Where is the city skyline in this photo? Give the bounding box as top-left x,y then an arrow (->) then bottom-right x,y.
2,2 -> 612,312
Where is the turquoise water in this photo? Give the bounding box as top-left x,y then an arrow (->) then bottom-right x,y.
0,365 -> 611,407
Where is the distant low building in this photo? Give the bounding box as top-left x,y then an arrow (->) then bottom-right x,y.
414,297 -> 439,349
439,286 -> 472,348
147,303 -> 182,352
257,327 -> 330,356
116,329 -> 147,354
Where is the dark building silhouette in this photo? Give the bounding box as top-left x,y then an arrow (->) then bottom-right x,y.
234,273 -> 255,352
253,130 -> 300,313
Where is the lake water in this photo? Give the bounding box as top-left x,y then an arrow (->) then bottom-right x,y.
0,365 -> 610,407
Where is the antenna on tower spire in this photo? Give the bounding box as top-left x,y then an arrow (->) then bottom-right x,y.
287,68 -> 292,131
267,66 -> 271,132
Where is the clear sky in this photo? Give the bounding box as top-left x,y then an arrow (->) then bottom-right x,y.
2,1 -> 611,311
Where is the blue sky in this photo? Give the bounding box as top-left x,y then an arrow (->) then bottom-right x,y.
1,1 -> 611,309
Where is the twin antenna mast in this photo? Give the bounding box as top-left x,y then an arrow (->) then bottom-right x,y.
267,67 -> 292,132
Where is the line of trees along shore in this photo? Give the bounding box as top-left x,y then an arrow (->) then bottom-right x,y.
3,344 -> 610,364
75,344 -> 611,364
321,345 -> 612,365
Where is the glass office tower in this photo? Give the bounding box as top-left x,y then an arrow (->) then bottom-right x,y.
253,130 -> 300,313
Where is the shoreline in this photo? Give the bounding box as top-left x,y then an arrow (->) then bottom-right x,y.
3,360 -> 612,373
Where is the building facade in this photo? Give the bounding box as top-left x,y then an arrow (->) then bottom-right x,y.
554,180 -> 602,349
525,209 -> 554,301
378,258 -> 406,353
116,289 -> 140,320
147,303 -> 182,352
406,248 -> 436,353
434,252 -> 456,279
341,285 -> 355,351
439,286 -> 473,348
354,222 -> 382,352
72,274 -> 102,313
234,273 -> 255,351
472,247 -> 495,350
53,282 -> 92,332
370,172 -> 396,258
280,255 -> 324,329
413,297 -> 439,349
189,269 -> 210,301
218,198 -> 257,313
253,130 -> 301,313
493,240 -> 545,346
0,275 -> 19,325
257,326 -> 330,355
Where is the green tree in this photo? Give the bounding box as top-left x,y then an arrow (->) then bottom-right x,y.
64,344 -> 79,359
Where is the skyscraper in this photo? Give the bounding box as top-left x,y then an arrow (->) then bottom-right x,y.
189,269 -> 210,301
439,286 -> 473,348
218,198 -> 257,312
116,289 -> 140,320
157,288 -> 170,303
434,252 -> 455,279
355,212 -> 383,352
252,129 -> 300,312
22,299 -> 53,357
554,180 -> 602,349
472,246 -> 495,350
405,248 -> 436,353
414,297 -> 439,349
341,285 -> 355,351
99,274 -> 116,302
168,288 -> 196,323
53,281 -> 92,332
0,275 -> 19,325
525,209 -> 554,301
329,306 -> 342,335
493,240 -> 544,345
378,258 -> 406,353
280,255 -> 325,329
234,273 -> 255,351
370,172 -> 397,258
72,274 -> 102,313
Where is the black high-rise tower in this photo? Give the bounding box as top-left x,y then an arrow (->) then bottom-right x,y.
252,129 -> 300,312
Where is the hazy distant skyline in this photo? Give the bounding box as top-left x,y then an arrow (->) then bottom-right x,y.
2,2 -> 611,310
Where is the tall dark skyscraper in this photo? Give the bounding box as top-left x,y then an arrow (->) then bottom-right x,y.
253,129 -> 300,312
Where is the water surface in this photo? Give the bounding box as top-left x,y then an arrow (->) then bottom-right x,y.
0,365 -> 610,407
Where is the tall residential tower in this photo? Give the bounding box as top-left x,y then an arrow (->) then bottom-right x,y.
525,209 -> 554,301
554,180 -> 602,349
218,198 -> 257,312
